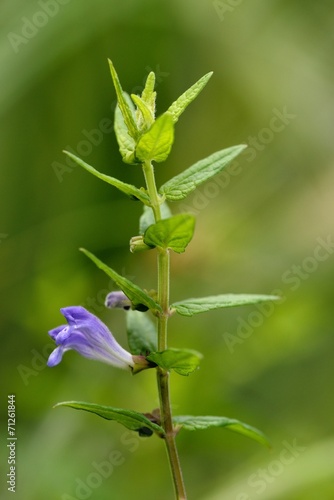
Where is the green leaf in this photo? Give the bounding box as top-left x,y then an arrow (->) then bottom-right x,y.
147,348 -> 203,376
114,93 -> 137,164
159,145 -> 247,201
131,94 -> 154,132
172,415 -> 270,447
143,214 -> 195,253
55,401 -> 165,437
141,72 -> 156,114
126,310 -> 157,355
80,248 -> 162,314
136,113 -> 174,163
172,294 -> 280,317
108,59 -> 139,141
139,202 -> 172,235
63,151 -> 149,204
166,72 -> 213,123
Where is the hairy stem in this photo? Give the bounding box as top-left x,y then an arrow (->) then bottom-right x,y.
143,161 -> 187,500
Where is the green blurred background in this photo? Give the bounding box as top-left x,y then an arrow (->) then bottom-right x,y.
1,1 -> 334,499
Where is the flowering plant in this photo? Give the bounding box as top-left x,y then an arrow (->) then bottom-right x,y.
48,61 -> 278,499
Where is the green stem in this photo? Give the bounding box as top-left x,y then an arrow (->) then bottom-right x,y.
142,160 -> 161,222
143,161 -> 187,500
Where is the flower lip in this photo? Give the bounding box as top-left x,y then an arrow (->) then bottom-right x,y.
47,306 -> 134,370
48,324 -> 67,341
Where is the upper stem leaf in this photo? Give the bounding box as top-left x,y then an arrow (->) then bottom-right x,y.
114,92 -> 137,164
131,94 -> 154,132
63,151 -> 149,204
140,72 -> 156,114
108,59 -> 139,141
136,112 -> 174,163
166,72 -> 213,123
159,145 -> 247,201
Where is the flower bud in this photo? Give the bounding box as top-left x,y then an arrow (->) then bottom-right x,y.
130,235 -> 152,253
105,291 -> 132,310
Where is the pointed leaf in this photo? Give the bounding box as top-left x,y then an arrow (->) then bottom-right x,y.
166,72 -> 213,123
126,310 -> 157,355
172,415 -> 270,447
80,248 -> 162,314
63,151 -> 149,204
144,214 -> 195,253
114,93 -> 137,164
147,348 -> 203,376
131,94 -> 154,131
141,72 -> 156,113
160,145 -> 247,201
139,202 -> 172,235
172,294 -> 280,317
108,59 -> 139,140
136,113 -> 174,163
55,401 -> 165,437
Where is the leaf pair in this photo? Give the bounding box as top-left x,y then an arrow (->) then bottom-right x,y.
115,96 -> 174,164
81,247 -> 279,342
110,59 -> 213,165
63,143 -> 247,208
54,401 -> 270,448
111,59 -> 248,200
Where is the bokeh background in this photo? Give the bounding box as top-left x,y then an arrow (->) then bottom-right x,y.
1,1 -> 334,499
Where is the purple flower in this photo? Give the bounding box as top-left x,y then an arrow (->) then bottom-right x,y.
47,306 -> 134,371
105,291 -> 132,310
